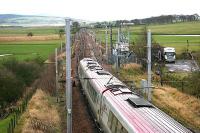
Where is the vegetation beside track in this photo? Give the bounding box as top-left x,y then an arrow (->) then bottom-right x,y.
97,22 -> 200,131
15,89 -> 61,133
117,63 -> 200,131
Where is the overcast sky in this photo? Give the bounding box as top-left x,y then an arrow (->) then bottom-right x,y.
0,0 -> 199,21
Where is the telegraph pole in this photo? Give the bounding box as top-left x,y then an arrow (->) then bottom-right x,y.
110,24 -> 113,56
117,28 -> 120,43
128,30 -> 130,44
61,42 -> 63,54
147,30 -> 152,101
55,48 -> 58,103
105,26 -> 108,56
187,40 -> 189,53
65,19 -> 72,133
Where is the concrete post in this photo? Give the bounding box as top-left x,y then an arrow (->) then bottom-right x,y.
61,42 -> 63,54
118,28 -> 120,43
65,19 -> 72,133
55,48 -> 58,103
105,26 -> 108,56
110,24 -> 113,56
128,31 -> 130,44
147,30 -> 152,101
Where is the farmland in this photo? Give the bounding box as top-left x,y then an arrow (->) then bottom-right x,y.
0,26 -> 63,36
0,26 -> 63,132
0,41 -> 60,60
94,21 -> 200,35
94,21 -> 200,54
0,21 -> 200,132
0,26 -> 63,60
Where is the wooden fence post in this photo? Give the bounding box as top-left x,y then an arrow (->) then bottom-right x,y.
11,118 -> 13,133
181,81 -> 184,92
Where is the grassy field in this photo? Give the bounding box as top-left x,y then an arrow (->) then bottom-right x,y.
95,21 -> 200,35
0,26 -> 63,36
148,21 -> 200,35
153,35 -> 200,54
94,21 -> 200,54
0,40 -> 60,60
0,114 -> 14,132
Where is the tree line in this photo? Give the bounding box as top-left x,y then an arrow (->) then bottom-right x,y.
92,14 -> 200,28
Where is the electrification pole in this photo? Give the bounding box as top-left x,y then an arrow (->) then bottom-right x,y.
147,30 -> 152,101
55,48 -> 58,103
118,28 -> 120,43
110,24 -> 113,56
128,30 -> 130,44
65,19 -> 72,133
61,42 -> 63,54
105,26 -> 108,56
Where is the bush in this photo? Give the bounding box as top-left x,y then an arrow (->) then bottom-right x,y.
2,58 -> 41,86
27,32 -> 33,37
162,72 -> 200,98
0,57 -> 43,107
0,67 -> 24,106
185,72 -> 200,97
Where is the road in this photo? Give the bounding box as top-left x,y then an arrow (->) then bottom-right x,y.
165,60 -> 199,72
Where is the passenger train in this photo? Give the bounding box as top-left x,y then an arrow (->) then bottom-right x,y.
78,58 -> 192,133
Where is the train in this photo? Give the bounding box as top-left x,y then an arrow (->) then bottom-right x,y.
78,58 -> 192,133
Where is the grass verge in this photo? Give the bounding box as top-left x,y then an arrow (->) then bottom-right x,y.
118,64 -> 200,132
0,114 -> 14,132
15,89 -> 61,133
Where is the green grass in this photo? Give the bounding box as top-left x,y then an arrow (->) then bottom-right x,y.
0,114 -> 14,133
95,33 -> 200,54
94,21 -> 200,35
0,40 -> 60,60
94,21 -> 200,54
0,26 -> 63,36
153,35 -> 200,54
149,21 -> 200,34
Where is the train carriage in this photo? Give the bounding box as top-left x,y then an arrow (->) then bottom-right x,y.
78,58 -> 192,133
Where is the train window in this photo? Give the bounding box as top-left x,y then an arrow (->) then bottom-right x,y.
87,81 -> 97,103
108,111 -> 128,133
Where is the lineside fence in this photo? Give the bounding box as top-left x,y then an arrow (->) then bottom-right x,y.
6,87 -> 36,133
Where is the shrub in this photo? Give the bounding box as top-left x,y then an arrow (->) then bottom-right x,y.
27,32 -> 33,37
2,58 -> 41,86
185,72 -> 200,97
0,67 -> 24,106
162,72 -> 200,98
0,57 -> 43,107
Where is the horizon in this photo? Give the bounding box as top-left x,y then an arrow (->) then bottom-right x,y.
0,13 -> 199,23
0,0 -> 199,21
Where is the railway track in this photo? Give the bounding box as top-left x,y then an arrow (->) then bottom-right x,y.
71,29 -> 101,133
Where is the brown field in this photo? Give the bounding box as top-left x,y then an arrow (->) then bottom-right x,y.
122,63 -> 142,70
0,35 -> 60,42
153,86 -> 200,131
19,89 -> 61,133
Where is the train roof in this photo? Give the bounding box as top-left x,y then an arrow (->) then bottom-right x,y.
79,58 -> 192,133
